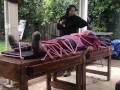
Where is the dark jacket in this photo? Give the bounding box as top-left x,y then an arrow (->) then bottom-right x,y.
57,15 -> 88,36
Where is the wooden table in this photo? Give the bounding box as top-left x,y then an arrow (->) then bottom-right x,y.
86,46 -> 112,81
95,32 -> 113,40
95,32 -> 113,36
0,51 -> 86,90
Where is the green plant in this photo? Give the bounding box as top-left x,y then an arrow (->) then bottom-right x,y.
41,0 -> 78,26
88,0 -> 120,32
0,41 -> 5,52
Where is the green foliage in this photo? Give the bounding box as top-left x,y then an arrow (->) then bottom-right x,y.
92,27 -> 106,32
19,0 -> 43,22
88,0 -> 120,32
19,0 -> 78,26
18,0 -> 78,38
41,0 -> 78,25
18,0 -> 43,38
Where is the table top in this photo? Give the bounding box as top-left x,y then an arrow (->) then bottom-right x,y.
95,32 -> 113,36
0,51 -> 85,65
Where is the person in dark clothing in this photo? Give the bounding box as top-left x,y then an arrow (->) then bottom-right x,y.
57,5 -> 88,77
57,5 -> 88,36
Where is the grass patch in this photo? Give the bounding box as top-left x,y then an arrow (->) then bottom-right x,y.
0,41 -> 5,52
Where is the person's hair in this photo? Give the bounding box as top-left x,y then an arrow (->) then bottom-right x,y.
65,5 -> 77,17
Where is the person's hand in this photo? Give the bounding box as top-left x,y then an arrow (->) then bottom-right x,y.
59,19 -> 66,27
86,46 -> 94,52
59,19 -> 64,25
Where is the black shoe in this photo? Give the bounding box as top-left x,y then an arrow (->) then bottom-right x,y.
8,34 -> 19,49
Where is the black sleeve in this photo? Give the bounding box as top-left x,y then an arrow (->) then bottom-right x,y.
75,16 -> 88,28
57,23 -> 64,30
57,16 -> 66,30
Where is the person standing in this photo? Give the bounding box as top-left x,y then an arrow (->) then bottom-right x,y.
57,5 -> 88,77
57,5 -> 88,36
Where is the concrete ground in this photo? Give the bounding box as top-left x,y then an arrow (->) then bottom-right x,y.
0,61 -> 120,90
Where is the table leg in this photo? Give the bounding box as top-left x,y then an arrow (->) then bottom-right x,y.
53,72 -> 57,81
76,65 -> 82,90
107,56 -> 111,81
19,82 -> 28,90
47,74 -> 51,90
82,62 -> 86,90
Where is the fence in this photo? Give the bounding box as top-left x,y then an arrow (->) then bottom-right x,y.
39,22 -> 60,40
0,23 -> 60,41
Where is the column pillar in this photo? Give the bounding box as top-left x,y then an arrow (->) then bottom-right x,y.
4,0 -> 19,50
4,0 -> 19,88
78,0 -> 88,32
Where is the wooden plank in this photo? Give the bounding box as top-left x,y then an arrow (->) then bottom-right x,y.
26,54 -> 83,76
26,59 -> 82,80
86,69 -> 107,76
0,60 -> 20,82
76,65 -> 82,90
86,46 -> 112,60
0,54 -> 43,64
50,81 -> 76,90
81,56 -> 86,90
53,80 -> 76,87
95,32 -> 113,36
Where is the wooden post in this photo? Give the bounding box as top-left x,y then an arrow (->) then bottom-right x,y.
19,82 -> 28,90
76,65 -> 82,90
107,56 -> 111,81
47,74 -> 52,90
82,55 -> 86,90
53,72 -> 57,81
